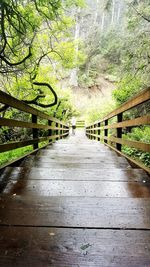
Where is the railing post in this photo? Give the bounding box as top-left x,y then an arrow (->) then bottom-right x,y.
104,119 -> 108,144
60,124 -> 63,139
94,124 -> 96,140
116,113 -> 122,151
32,114 -> 38,149
48,120 -> 52,143
89,127 -> 91,139
87,127 -> 89,138
98,122 -> 100,141
91,125 -> 94,140
56,122 -> 59,140
67,125 -> 69,137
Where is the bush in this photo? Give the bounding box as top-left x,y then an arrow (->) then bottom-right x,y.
113,75 -> 142,105
122,126 -> 150,167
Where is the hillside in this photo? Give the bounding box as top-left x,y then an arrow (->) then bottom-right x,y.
71,74 -> 116,119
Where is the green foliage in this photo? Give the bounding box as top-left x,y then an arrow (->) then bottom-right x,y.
100,31 -> 123,65
113,75 -> 142,105
122,126 -> 150,167
123,126 -> 150,143
85,99 -> 116,123
122,146 -> 150,167
79,74 -> 94,87
65,0 -> 86,8
0,146 -> 33,167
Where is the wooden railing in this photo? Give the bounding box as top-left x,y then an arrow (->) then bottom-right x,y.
86,88 -> 150,172
0,90 -> 69,165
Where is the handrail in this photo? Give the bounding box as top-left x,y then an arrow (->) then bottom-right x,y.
0,90 -> 69,162
87,87 -> 150,127
0,90 -> 67,126
86,88 -> 150,173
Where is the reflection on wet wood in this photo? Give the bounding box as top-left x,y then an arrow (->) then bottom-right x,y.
0,196 -> 150,229
0,227 -> 150,267
2,179 -> 150,197
1,166 -> 149,182
0,129 -> 150,266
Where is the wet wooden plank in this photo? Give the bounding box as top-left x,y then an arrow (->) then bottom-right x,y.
0,196 -> 150,229
0,226 -> 150,267
34,161 -> 131,169
37,150 -> 117,157
34,155 -> 129,165
1,167 -> 148,182
3,179 -> 150,197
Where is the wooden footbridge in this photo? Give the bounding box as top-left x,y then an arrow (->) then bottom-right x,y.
0,89 -> 150,266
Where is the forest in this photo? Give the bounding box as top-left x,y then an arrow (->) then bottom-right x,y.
0,0 -> 150,167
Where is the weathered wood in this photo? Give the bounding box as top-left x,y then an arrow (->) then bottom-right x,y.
0,227 -> 150,267
117,113 -> 123,151
0,90 -> 67,126
34,161 -> 130,169
0,129 -> 150,267
1,167 -> 148,182
0,196 -> 150,229
32,114 -> 38,149
104,119 -> 108,144
2,179 -> 150,197
104,136 -> 150,152
103,115 -> 150,129
88,115 -> 150,130
88,133 -> 150,152
0,133 -> 68,153
105,142 -> 150,174
0,117 -> 67,130
35,154 -> 129,163
87,88 -> 150,126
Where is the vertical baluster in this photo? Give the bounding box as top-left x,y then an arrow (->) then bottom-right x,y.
93,124 -> 96,140
56,122 -> 59,140
48,120 -> 52,143
116,113 -> 122,151
90,126 -> 92,139
104,119 -> 108,144
32,114 -> 38,149
98,122 -> 100,141
60,124 -> 63,139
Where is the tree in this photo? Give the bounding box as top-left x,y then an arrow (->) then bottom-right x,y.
0,0 -> 85,114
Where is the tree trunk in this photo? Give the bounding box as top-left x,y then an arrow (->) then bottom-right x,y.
70,8 -> 80,87
101,12 -> 105,32
111,0 -> 115,25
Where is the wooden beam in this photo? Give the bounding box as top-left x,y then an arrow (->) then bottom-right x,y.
87,88 -> 150,127
0,118 -> 68,131
0,90 -> 67,126
105,143 -> 150,174
104,136 -> 150,152
90,115 -> 150,131
0,133 -> 68,153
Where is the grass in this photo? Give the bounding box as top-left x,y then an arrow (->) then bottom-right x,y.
0,140 -> 51,167
0,146 -> 33,167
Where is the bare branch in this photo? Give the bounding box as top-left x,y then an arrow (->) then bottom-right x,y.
33,81 -> 58,107
131,4 -> 150,23
0,47 -> 32,66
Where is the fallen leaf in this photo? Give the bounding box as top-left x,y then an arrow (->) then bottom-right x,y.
80,243 -> 92,250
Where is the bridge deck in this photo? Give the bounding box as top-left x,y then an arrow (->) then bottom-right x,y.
0,130 -> 150,267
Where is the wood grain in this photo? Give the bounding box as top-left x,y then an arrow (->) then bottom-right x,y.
0,227 -> 150,267
0,196 -> 150,229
